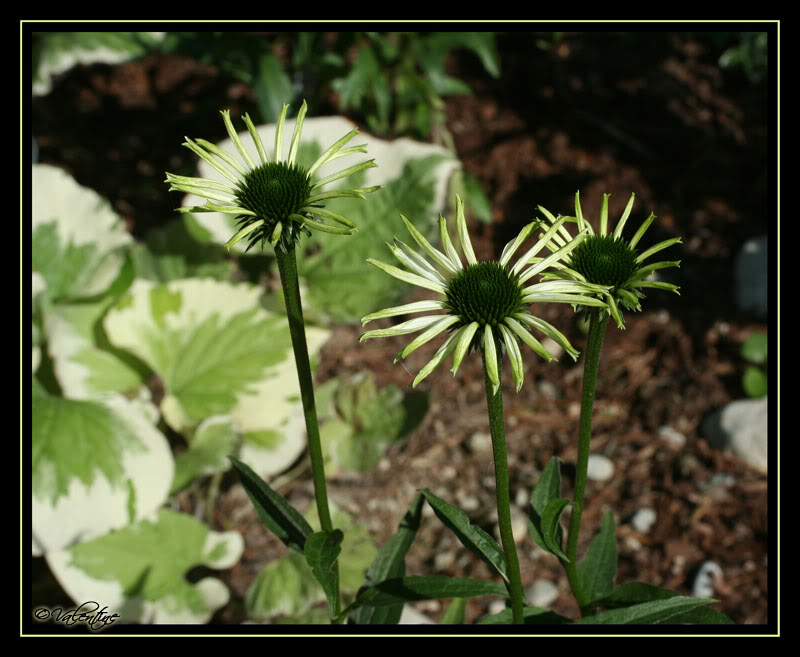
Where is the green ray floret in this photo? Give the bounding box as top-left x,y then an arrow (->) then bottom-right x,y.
535,192 -> 682,329
164,101 -> 381,253
360,195 -> 611,395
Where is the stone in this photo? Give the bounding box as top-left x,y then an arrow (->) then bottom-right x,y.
526,579 -> 559,608
586,454 -> 615,482
631,507 -> 657,533
702,397 -> 768,472
734,235 -> 768,318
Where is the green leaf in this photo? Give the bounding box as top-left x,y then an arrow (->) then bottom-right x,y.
528,457 -> 566,557
741,332 -> 768,364
229,455 -> 313,554
354,576 -> 507,608
349,494 -> 425,625
541,498 -> 571,562
333,44 -> 380,110
742,366 -> 768,398
305,530 -> 344,619
47,509 -> 242,623
477,606 -> 572,625
440,597 -> 467,624
32,391 -> 173,555
574,596 -> 719,624
576,509 -> 617,604
589,582 -> 683,609
420,489 -> 509,583
254,53 -> 294,124
171,416 -> 240,494
460,170 -> 493,224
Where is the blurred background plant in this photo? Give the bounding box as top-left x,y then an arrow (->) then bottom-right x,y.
740,331 -> 767,398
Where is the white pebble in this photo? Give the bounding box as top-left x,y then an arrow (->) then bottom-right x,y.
659,425 -> 686,448
631,507 -> 657,533
587,454 -> 615,482
526,579 -> 559,608
692,561 -> 723,598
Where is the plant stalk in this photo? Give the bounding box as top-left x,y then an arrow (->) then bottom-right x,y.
564,309 -> 609,615
482,352 -> 525,625
274,243 -> 340,618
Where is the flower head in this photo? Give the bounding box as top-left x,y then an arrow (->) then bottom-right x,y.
535,192 -> 682,329
360,197 -> 611,394
165,101 -> 380,252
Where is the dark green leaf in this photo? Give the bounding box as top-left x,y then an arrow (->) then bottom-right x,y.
354,576 -> 507,608
477,606 -> 572,625
574,596 -> 718,624
420,489 -> 509,583
254,53 -> 293,123
229,456 -> 313,554
528,456 -> 564,556
541,498 -> 571,562
742,366 -> 767,398
349,494 -> 425,625
439,598 -> 467,624
334,44 -> 380,110
305,530 -> 344,619
576,509 -> 617,604
663,605 -> 735,624
588,582 -> 681,610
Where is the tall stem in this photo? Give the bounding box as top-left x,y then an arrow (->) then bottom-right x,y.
274,244 -> 339,616
482,352 -> 525,625
564,309 -> 609,615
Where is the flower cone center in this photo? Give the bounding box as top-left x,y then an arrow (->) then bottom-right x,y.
570,234 -> 639,290
445,261 -> 524,328
236,161 -> 311,223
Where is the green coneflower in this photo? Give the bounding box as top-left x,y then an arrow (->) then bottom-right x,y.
535,192 -> 682,329
165,100 -> 380,252
360,196 -> 611,395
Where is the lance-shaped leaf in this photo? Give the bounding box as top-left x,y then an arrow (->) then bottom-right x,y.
574,596 -> 720,625
229,456 -> 312,555
305,530 -> 344,619
353,576 -> 508,609
477,606 -> 572,625
541,498 -> 571,562
349,494 -> 425,625
420,489 -> 509,583
576,509 -> 617,605
528,456 -> 566,558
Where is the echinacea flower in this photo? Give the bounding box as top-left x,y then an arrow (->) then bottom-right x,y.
535,192 -> 682,329
165,100 -> 380,252
360,197 -> 611,394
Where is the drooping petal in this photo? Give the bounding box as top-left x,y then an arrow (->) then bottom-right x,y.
483,324 -> 500,396
511,313 -> 578,361
398,315 -> 461,360
451,321 -> 480,375
225,219 -> 265,250
412,330 -> 460,388
498,324 -> 524,393
505,315 -> 556,362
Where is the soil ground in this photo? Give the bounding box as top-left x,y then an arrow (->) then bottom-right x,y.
30,30 -> 773,628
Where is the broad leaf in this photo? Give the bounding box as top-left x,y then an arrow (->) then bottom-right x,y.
541,497 -> 571,562
254,53 -> 294,123
171,416 -> 240,494
47,509 -> 243,623
420,489 -> 509,583
32,391 -> 173,555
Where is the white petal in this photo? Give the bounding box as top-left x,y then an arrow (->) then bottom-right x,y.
359,314 -> 444,342
456,195 -> 477,265
361,300 -> 447,326
367,259 -> 447,294
399,315 -> 461,360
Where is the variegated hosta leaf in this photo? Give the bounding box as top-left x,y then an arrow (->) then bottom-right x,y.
32,164 -> 132,301
104,278 -> 330,478
171,416 -> 241,494
43,298 -> 147,400
46,509 -> 243,624
32,390 -> 173,555
32,272 -> 47,373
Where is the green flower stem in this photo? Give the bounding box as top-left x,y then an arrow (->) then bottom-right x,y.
564,308 -> 609,615
482,351 -> 525,625
274,244 -> 340,618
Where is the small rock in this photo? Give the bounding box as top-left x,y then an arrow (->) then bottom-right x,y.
542,337 -> 564,360
692,561 -> 723,598
538,380 -> 558,400
702,397 -> 768,472
493,507 -> 529,545
658,425 -> 686,448
526,579 -> 559,608
587,454 -> 615,482
434,551 -> 455,570
399,606 -> 434,624
468,431 -> 492,453
631,507 -> 657,533
459,495 -> 480,512
734,235 -> 768,318
488,599 -> 507,616
515,488 -> 529,508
